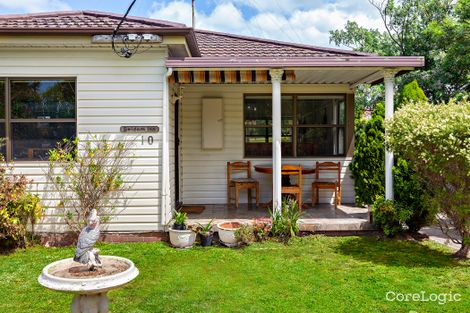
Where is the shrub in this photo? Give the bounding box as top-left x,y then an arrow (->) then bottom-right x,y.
235,224 -> 257,245
393,158 -> 434,232
349,102 -> 385,206
371,197 -> 412,237
235,219 -> 272,245
0,157 -> 42,248
46,137 -> 133,234
386,98 -> 470,258
350,81 -> 432,232
397,79 -> 428,107
270,199 -> 302,241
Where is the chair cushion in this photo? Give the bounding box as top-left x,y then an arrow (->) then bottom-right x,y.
312,178 -> 338,184
231,178 -> 258,183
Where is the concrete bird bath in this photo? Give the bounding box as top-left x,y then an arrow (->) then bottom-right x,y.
38,255 -> 139,313
38,210 -> 138,312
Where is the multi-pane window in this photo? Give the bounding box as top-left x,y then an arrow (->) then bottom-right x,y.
0,80 -> 5,157
244,95 -> 345,157
0,79 -> 76,161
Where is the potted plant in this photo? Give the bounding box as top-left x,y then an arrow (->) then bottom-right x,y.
216,221 -> 242,247
168,211 -> 196,248
196,219 -> 214,247
172,211 -> 188,230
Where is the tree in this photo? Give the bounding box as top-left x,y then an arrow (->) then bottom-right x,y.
46,137 -> 133,234
329,0 -> 468,102
386,98 -> 470,258
350,81 -> 433,234
350,102 -> 385,206
397,79 -> 427,106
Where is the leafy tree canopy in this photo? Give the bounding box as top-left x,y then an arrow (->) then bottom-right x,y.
330,0 -> 469,102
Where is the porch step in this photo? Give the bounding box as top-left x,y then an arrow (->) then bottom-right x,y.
187,217 -> 375,233
298,218 -> 375,232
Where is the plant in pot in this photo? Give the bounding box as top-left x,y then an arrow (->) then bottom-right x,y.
173,211 -> 188,230
216,221 -> 242,247
196,219 -> 214,247
168,211 -> 196,248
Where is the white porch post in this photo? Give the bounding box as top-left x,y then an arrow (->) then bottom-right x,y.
161,67 -> 173,227
384,70 -> 396,200
270,69 -> 284,212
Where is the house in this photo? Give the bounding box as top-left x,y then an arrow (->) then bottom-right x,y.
0,11 -> 424,234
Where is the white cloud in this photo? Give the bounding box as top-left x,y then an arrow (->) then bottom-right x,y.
0,0 -> 71,13
149,0 -> 386,48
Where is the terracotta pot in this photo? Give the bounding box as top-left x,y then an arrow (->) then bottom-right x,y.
169,228 -> 196,248
216,222 -> 241,247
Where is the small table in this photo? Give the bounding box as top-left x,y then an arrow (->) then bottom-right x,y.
254,164 -> 315,208
254,164 -> 316,175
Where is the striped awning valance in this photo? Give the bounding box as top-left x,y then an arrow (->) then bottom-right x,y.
169,70 -> 296,84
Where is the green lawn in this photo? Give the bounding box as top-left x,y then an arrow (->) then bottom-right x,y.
1,236 -> 468,313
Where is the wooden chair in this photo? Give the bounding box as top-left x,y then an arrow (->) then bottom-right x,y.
312,161 -> 341,208
227,161 -> 260,208
281,165 -> 303,209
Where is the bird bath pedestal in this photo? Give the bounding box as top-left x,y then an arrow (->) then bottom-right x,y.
38,256 -> 139,313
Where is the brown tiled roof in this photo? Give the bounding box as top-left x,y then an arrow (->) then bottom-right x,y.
195,29 -> 372,57
0,11 -> 201,56
0,10 -> 381,60
0,11 -> 186,32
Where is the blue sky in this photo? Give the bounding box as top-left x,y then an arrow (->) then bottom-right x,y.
0,0 -> 385,48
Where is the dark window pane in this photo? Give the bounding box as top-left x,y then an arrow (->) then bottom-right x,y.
297,127 -> 344,156
12,122 -> 75,161
339,101 -> 345,125
245,96 -> 292,126
0,123 -> 5,158
11,80 -> 75,119
245,127 -> 292,157
0,80 -> 4,119
297,96 -> 345,125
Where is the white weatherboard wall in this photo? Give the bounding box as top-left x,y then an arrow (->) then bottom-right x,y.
180,84 -> 356,205
0,46 -> 165,232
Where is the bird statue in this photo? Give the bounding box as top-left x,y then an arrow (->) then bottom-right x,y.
74,209 -> 102,271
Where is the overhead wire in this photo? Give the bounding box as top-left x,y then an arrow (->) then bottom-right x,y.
248,0 -> 298,43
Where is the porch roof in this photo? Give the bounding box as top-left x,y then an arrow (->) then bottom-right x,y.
166,56 -> 424,85
166,56 -> 424,69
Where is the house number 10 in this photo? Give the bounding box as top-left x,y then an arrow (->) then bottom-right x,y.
142,135 -> 154,145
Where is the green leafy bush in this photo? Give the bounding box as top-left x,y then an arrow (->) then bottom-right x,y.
393,158 -> 434,232
0,158 -> 42,248
397,79 -> 428,107
270,199 -> 302,241
371,197 -> 412,237
350,81 -> 432,234
386,98 -> 470,258
349,102 -> 385,206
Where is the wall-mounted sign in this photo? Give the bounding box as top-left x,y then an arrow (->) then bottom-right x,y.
120,126 -> 160,133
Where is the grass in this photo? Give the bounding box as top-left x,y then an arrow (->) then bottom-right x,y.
0,235 -> 469,313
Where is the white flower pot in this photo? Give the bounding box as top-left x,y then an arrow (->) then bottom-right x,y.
169,228 -> 196,248
217,222 -> 242,247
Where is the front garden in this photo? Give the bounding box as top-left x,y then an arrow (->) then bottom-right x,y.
1,236 -> 468,313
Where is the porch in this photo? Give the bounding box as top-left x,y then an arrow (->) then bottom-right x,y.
163,53 -> 424,229
186,203 -> 373,232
